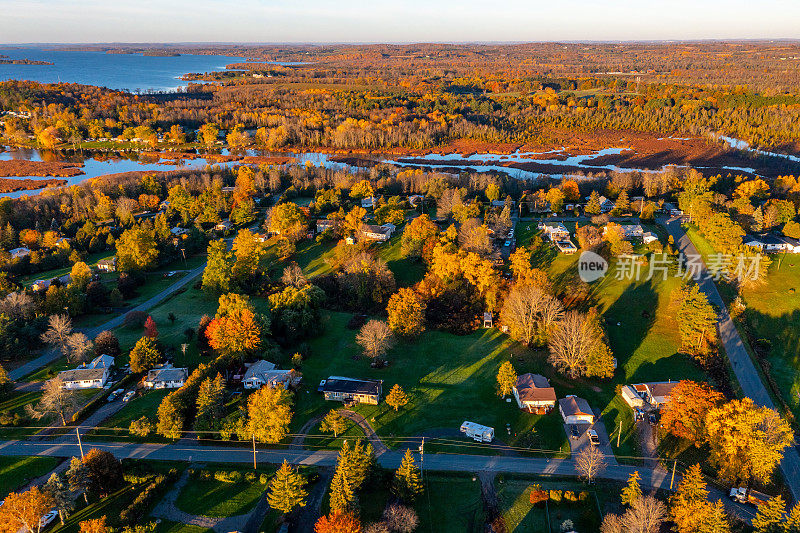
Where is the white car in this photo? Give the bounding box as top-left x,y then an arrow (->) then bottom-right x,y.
40,509 -> 58,528
587,429 -> 600,446
122,391 -> 135,403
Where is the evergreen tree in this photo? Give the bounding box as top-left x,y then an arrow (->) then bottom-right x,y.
496,361 -> 517,398
752,496 -> 786,533
620,470 -> 641,507
785,502 -> 800,533
586,190 -> 602,215
615,189 -> 630,212
696,500 -> 731,533
392,449 -> 423,502
195,373 -> 225,430
753,206 -> 764,232
43,472 -> 73,524
329,464 -> 356,513
341,439 -> 374,491
66,457 -> 91,504
385,384 -> 409,412
267,459 -> 307,514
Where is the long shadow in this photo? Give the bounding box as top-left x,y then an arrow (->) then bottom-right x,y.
603,278 -> 658,381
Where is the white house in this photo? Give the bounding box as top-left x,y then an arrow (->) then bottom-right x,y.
642,231 -> 659,244
361,196 -> 376,209
632,381 -> 680,409
214,220 -> 233,232
558,395 -> 595,424
620,385 -> 646,409
316,219 -> 339,233
513,373 -> 557,414
242,360 -> 301,389
538,222 -> 570,242
97,257 -> 117,272
9,247 -> 31,259
58,354 -> 115,389
322,376 -> 382,405
360,224 -> 395,242
144,364 -> 188,389
743,234 -> 800,253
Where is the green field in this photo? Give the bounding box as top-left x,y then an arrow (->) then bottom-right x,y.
174,471 -> 269,517
0,455 -> 60,498
90,389 -> 171,440
417,473 -> 485,533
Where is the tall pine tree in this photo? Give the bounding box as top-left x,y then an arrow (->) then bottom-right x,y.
329,464 -> 356,513
620,470 -> 641,507
392,449 -> 423,502
267,460 -> 307,514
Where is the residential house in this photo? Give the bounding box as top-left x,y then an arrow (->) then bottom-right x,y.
54,237 -> 72,248
242,360 -> 301,389
662,202 -> 684,217
9,247 -> 31,259
144,364 -> 188,389
554,240 -> 578,254
316,219 -> 339,233
409,195 -> 425,207
170,227 -> 190,237
31,273 -> 70,292
513,373 -> 557,414
58,354 -> 115,389
604,224 -> 645,240
632,381 -> 680,409
642,232 -> 659,244
538,222 -> 570,242
360,224 -> 395,242
558,395 -> 595,424
97,257 -> 117,272
585,195 -> 615,213
492,200 -> 516,208
743,234 -> 800,253
361,196 -> 376,209
322,376 -> 383,405
620,385 -> 646,409
214,220 -> 234,232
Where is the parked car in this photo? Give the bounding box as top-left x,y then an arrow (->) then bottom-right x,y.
570,425 -> 580,440
504,240 -> 512,247
40,509 -> 58,528
648,413 -> 658,426
634,408 -> 645,422
317,379 -> 326,392
729,487 -> 771,506
588,429 -> 600,446
122,391 -> 135,403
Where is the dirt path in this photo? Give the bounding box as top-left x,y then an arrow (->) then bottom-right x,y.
338,410 -> 389,455
293,468 -> 334,533
289,415 -> 325,450
478,471 -> 499,533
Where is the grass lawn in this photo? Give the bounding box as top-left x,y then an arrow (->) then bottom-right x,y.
152,520 -> 211,533
0,390 -> 47,439
293,311 -> 570,454
88,389 -> 171,440
740,256 -> 800,420
417,473 -> 485,533
174,471 -> 268,517
496,477 -> 614,533
515,221 -> 708,459
22,357 -> 71,383
0,456 -> 60,498
50,484 -> 141,533
18,250 -> 115,287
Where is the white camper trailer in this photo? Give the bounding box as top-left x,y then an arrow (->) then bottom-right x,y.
460,421 -> 494,443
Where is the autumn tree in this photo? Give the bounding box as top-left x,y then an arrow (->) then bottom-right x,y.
129,336 -> 161,373
548,310 -> 614,378
401,214 -> 438,258
232,229 -> 267,285
660,380 -> 723,445
198,122 -> 219,147
356,320 -> 394,360
143,316 -> 158,339
315,511 -> 361,533
247,385 -> 293,443
268,202 -> 308,243
343,205 -> 367,237
575,445 -> 606,483
267,459 -> 307,514
281,263 -> 307,288
620,470 -> 641,507
44,472 -> 73,524
500,283 -> 563,345
674,283 -> 717,355
82,449 -> 123,496
385,384 -> 409,412
94,330 -> 120,358
66,456 -> 90,504
392,449 -> 423,502
206,308 -> 263,356
601,496 -> 665,533
386,288 -> 426,337
329,464 -> 356,513
79,517 -> 108,533
70,261 -> 92,290
202,239 -> 233,293
752,496 -> 786,533
31,377 -> 80,426
320,409 -> 348,438
585,190 -> 602,215
116,226 -> 158,272
40,313 -> 73,359
194,373 -> 225,431
496,361 -> 517,398
705,398 -> 793,484
0,487 -> 54,533
670,464 -> 730,533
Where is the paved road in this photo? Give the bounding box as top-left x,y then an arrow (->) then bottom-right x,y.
661,216 -> 800,501
0,438 -> 755,520
7,264 -> 205,382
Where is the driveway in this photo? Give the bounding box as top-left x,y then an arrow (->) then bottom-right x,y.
564,410 -> 617,465
660,216 -> 800,501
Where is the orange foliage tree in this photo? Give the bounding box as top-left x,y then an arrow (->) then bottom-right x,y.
0,487 -> 54,533
314,511 -> 362,533
206,308 -> 262,355
660,380 -> 724,445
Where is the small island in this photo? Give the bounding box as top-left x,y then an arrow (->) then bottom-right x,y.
0,160 -> 83,178
0,59 -> 54,65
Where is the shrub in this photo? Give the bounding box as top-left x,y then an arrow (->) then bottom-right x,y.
123,310 -> 149,329
549,489 -> 562,503
529,484 -> 549,505
119,469 -> 179,525
259,473 -> 270,485
214,470 -> 243,483
578,491 -> 589,502
563,490 -> 577,503
129,416 -> 153,437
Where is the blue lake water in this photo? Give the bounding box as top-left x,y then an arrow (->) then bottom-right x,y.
0,48 -> 250,91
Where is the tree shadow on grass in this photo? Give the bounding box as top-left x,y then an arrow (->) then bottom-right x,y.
603,278 -> 658,381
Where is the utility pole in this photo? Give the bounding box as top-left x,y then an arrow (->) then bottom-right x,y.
670,459 -> 677,490
616,420 -> 622,447
252,433 -> 257,471
76,427 -> 85,459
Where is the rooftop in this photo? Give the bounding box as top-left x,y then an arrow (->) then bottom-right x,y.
323,376 -> 382,396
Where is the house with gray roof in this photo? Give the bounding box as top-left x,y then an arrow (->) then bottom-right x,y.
58,354 -> 115,389
144,364 -> 188,389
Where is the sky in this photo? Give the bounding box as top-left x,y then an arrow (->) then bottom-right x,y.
3,0 -> 800,43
